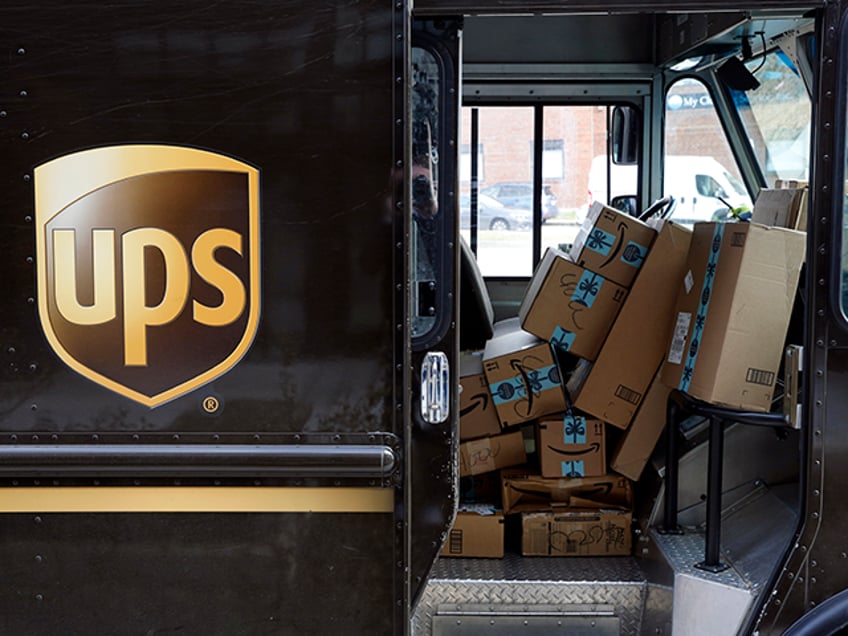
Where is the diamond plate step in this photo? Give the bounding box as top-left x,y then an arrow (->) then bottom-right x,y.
413,555 -> 664,635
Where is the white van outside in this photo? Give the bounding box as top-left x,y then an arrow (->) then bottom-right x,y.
585,154 -> 752,223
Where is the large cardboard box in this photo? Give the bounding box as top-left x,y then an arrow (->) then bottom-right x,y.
459,429 -> 527,477
518,248 -> 627,361
661,222 -> 805,411
537,414 -> 606,478
569,201 -> 657,288
459,352 -> 502,441
610,373 -> 673,481
568,221 -> 692,428
483,323 -> 567,427
520,508 -> 632,556
501,468 -> 632,514
441,505 -> 505,558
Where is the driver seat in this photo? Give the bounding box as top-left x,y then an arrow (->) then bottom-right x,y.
458,236 -> 494,351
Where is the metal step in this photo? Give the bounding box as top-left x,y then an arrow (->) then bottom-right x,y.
412,555 -> 670,635
432,603 -> 619,635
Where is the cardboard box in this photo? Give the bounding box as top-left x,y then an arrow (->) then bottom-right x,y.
568,221 -> 692,428
518,248 -> 627,361
537,414 -> 606,478
610,373 -> 673,481
501,468 -> 632,514
441,505 -> 505,558
752,188 -> 806,229
793,189 -> 808,232
459,430 -> 527,477
459,352 -> 502,441
520,509 -> 632,556
569,201 -> 657,288
483,323 -> 567,427
661,222 -> 805,411
775,179 -> 808,190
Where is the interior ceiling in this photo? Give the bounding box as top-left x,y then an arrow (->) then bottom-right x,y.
461,12 -> 812,69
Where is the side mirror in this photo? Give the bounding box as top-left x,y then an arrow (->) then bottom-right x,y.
611,106 -> 640,165
611,195 -> 638,216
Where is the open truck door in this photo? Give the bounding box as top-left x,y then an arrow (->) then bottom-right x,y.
0,3 -> 458,633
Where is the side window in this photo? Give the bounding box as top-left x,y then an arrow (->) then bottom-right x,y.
411,47 -> 442,340
460,106 -> 535,277
460,104 -> 627,277
664,78 -> 752,224
695,174 -> 726,199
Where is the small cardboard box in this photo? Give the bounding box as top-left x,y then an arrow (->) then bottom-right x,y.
441,505 -> 505,558
569,201 -> 657,288
483,323 -> 567,427
537,414 -> 606,478
568,221 -> 692,428
610,373 -> 673,481
520,508 -> 632,556
459,352 -> 502,441
661,222 -> 805,411
459,430 -> 527,477
518,248 -> 627,361
501,468 -> 632,514
752,188 -> 807,229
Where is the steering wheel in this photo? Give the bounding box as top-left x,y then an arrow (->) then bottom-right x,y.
638,195 -> 676,222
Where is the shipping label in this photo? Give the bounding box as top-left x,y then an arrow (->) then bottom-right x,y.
668,312 -> 692,365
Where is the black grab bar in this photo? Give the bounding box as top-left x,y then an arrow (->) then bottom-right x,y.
661,389 -> 791,571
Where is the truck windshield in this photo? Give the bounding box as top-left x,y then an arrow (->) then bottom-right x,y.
730,49 -> 811,185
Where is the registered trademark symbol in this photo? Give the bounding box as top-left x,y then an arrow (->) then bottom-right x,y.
202,396 -> 220,413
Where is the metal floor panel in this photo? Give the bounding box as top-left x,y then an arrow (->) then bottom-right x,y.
413,555 -> 650,635
429,553 -> 648,582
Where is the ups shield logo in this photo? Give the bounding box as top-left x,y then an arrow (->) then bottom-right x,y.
35,145 -> 260,407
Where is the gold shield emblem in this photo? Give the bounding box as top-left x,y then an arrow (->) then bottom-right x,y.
34,145 -> 260,408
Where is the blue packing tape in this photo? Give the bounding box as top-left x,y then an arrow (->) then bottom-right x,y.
563,414 -> 587,444
571,270 -> 604,308
551,326 -> 576,350
585,227 -> 615,256
679,224 -> 725,392
490,364 -> 561,405
561,460 -> 585,477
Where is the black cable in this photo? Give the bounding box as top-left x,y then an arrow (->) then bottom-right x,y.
751,32 -> 768,75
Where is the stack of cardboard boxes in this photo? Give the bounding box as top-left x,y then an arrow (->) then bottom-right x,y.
444,197 -> 806,560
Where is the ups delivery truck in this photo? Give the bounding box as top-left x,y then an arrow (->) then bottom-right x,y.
1,1 -> 846,634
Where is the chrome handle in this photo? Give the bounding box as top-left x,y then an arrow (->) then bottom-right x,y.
421,351 -> 450,424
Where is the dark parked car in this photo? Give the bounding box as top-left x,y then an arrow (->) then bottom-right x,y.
480,182 -> 559,222
459,193 -> 531,231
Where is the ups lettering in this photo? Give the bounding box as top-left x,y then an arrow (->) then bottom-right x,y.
51,227 -> 245,366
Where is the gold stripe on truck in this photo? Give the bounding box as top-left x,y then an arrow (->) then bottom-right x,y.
0,487 -> 393,513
